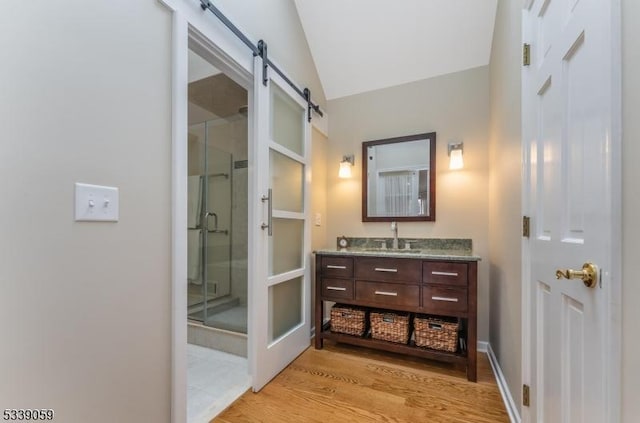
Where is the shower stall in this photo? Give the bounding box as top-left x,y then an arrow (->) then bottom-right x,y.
187,116 -> 248,335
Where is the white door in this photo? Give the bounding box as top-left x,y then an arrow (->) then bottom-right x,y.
523,0 -> 618,421
250,56 -> 312,391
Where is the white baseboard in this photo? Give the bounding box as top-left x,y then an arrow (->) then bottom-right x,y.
477,341 -> 488,352
486,343 -> 521,423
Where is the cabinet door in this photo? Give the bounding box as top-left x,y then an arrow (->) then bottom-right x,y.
321,278 -> 354,301
320,256 -> 354,278
355,281 -> 420,308
422,286 -> 468,315
422,262 -> 468,286
355,257 -> 421,282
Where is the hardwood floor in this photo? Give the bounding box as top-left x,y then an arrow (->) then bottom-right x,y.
214,340 -> 509,423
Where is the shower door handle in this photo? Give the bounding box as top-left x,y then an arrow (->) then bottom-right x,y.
204,211 -> 218,231
261,188 -> 272,236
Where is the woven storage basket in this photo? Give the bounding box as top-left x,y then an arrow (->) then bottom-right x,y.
330,304 -> 368,336
370,310 -> 411,344
414,315 -> 460,352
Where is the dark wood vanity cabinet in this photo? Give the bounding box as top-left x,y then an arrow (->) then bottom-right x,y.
314,253 -> 478,382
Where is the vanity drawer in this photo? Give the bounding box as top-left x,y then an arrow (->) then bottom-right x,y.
355,257 -> 422,283
321,278 -> 354,301
422,285 -> 468,314
355,281 -> 420,307
422,262 -> 468,286
321,256 -> 354,278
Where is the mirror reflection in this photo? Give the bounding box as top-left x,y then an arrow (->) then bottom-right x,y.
362,133 -> 436,222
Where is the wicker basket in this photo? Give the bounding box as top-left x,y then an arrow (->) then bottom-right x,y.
370,310 -> 411,344
330,304 -> 368,336
414,315 -> 460,352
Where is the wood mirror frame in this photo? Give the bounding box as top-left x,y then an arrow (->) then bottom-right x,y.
362,132 -> 436,222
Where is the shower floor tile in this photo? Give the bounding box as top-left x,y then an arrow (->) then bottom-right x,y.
205,305 -> 247,333
187,343 -> 250,423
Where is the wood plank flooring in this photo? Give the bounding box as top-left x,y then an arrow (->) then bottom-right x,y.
214,340 -> 509,423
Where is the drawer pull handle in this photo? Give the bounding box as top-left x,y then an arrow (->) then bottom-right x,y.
431,296 -> 459,302
326,265 -> 347,269
326,286 -> 347,291
431,271 -> 459,277
375,290 -> 398,296
374,267 -> 398,273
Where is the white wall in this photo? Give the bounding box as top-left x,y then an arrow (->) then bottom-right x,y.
326,67 -> 491,342
488,0 -> 522,412
622,0 -> 640,420
213,0 -> 326,109
311,127 -> 328,332
0,2 -> 172,422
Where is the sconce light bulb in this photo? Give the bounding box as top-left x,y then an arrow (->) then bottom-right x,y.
339,155 -> 354,178
448,142 -> 464,170
339,160 -> 352,178
449,148 -> 464,170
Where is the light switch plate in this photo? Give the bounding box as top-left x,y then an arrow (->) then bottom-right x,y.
315,213 -> 322,226
75,183 -> 119,222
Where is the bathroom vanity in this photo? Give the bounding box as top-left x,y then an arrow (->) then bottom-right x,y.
314,239 -> 479,382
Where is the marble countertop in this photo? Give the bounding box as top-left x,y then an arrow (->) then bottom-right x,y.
314,237 -> 481,261
314,248 -> 481,261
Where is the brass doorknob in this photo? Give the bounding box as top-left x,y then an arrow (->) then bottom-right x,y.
555,262 -> 598,288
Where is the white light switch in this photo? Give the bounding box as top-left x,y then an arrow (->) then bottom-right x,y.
75,183 -> 119,222
315,213 -> 322,226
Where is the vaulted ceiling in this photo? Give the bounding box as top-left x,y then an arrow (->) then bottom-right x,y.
294,0 -> 498,100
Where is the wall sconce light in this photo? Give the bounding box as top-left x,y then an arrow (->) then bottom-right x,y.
339,155 -> 355,178
448,142 -> 464,170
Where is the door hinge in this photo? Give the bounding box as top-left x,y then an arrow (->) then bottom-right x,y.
523,216 -> 530,238
523,384 -> 530,407
523,43 -> 531,66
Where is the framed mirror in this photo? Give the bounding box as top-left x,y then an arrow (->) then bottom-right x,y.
362,132 -> 436,222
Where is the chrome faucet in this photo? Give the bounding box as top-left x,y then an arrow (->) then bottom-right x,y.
391,221 -> 399,249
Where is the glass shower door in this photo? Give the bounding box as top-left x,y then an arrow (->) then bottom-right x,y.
203,145 -> 232,306
187,122 -> 232,324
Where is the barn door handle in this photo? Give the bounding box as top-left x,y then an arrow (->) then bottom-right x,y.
555,262 -> 598,288
261,188 -> 272,236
